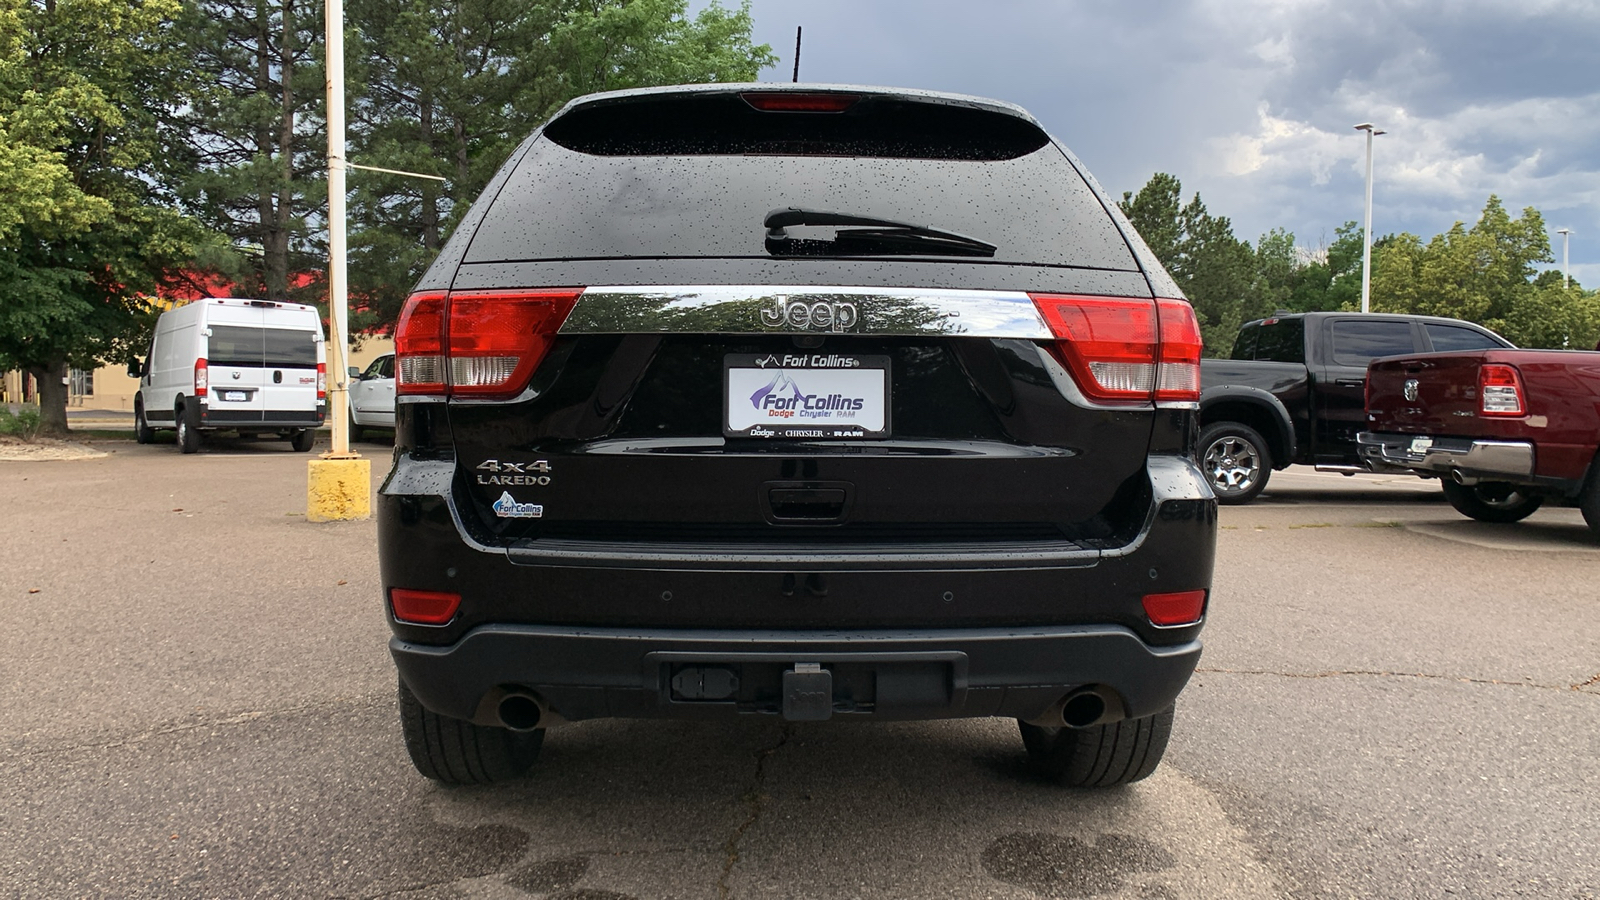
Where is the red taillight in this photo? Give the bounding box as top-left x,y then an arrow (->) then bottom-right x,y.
389,588 -> 461,626
741,92 -> 859,112
1030,294 -> 1159,403
395,288 -> 582,399
316,362 -> 326,401
1154,298 -> 1202,402
193,358 -> 208,397
395,290 -> 448,395
1479,363 -> 1525,416
1143,590 -> 1207,626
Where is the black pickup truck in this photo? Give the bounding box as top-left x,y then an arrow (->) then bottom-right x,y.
1198,311 -> 1512,502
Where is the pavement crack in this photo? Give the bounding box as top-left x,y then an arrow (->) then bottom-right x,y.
3,693 -> 388,760
1571,673 -> 1600,692
717,724 -> 794,900
1196,666 -> 1575,692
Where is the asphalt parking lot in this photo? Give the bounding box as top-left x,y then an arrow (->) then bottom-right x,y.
2,438 -> 1596,899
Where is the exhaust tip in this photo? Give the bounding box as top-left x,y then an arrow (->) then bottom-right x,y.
1061,689 -> 1108,728
497,693 -> 543,732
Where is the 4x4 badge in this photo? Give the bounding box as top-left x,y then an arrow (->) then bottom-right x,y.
476,458 -> 552,486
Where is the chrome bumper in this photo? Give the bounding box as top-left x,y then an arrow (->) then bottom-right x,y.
1357,432 -> 1535,481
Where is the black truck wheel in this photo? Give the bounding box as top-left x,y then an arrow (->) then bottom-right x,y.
289,428 -> 316,452
1582,464 -> 1600,538
398,680 -> 543,784
1200,422 -> 1271,504
176,404 -> 201,454
1019,705 -> 1174,787
134,398 -> 154,444
1439,480 -> 1544,523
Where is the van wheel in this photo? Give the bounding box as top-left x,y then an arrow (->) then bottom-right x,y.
176,406 -> 201,454
1019,705 -> 1174,787
398,680 -> 542,784
134,399 -> 154,444
348,406 -> 364,443
1440,480 -> 1544,524
1200,422 -> 1271,504
289,429 -> 316,452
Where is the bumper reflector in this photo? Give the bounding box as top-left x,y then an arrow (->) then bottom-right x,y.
1143,590 -> 1207,626
389,588 -> 461,625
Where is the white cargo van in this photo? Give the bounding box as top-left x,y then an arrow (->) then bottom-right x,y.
130,298 -> 327,453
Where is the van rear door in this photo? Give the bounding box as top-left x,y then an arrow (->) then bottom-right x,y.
203,303 -> 322,426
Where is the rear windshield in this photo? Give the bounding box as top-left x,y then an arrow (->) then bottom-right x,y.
1233,318 -> 1305,363
209,326 -> 318,368
465,97 -> 1136,270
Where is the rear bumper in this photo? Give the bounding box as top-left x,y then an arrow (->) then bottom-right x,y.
391,623 -> 1202,726
1357,431 -> 1534,480
380,453 -> 1217,725
200,406 -> 325,428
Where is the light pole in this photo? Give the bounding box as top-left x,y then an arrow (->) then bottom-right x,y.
1355,123 -> 1386,314
1557,228 -> 1571,289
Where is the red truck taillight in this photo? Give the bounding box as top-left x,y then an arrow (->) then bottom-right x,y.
396,288 -> 584,400
1479,363 -> 1526,416
193,358 -> 208,397
1028,294 -> 1202,404
316,362 -> 326,400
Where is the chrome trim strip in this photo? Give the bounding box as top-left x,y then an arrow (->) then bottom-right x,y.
560,285 -> 1053,338
1356,432 -> 1536,479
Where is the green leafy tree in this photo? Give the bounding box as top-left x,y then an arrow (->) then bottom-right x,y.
0,0 -> 210,435
344,0 -> 776,331
1121,174 -> 1256,355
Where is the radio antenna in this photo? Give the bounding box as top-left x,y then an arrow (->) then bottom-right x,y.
792,26 -> 802,82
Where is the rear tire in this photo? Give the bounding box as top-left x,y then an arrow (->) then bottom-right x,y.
1200,422 -> 1272,505
133,399 -> 154,444
1578,462 -> 1600,538
289,429 -> 315,452
176,405 -> 201,454
398,680 -> 543,784
1019,705 -> 1174,787
1440,480 -> 1544,523
348,406 -> 364,443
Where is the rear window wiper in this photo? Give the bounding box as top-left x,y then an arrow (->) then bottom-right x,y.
763,207 -> 997,258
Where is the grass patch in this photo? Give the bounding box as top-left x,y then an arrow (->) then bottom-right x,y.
1287,522 -> 1335,529
1353,520 -> 1405,528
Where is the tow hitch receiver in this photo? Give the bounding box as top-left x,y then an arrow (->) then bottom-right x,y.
782,663 -> 833,721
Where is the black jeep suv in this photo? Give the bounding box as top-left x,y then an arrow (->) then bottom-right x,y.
380,84 -> 1216,787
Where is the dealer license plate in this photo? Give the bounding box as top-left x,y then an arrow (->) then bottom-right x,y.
1409,437 -> 1433,455
724,353 -> 890,439
221,390 -> 249,402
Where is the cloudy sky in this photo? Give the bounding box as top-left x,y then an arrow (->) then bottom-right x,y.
699,0 -> 1600,284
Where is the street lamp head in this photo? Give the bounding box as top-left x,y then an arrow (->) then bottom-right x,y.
1557,228 -> 1571,236
1355,123 -> 1375,131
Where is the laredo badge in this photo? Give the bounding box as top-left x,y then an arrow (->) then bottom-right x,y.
491,491 -> 543,518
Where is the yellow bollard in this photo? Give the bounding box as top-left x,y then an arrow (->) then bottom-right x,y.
307,455 -> 372,522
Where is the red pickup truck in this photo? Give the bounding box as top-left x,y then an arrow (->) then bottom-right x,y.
1358,349 -> 1600,537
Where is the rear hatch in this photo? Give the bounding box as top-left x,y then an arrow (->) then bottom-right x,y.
404,88 -> 1195,552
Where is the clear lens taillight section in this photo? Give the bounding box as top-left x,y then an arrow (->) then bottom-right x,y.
395,288 -> 583,399
1154,298 -> 1202,403
1479,363 -> 1525,416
